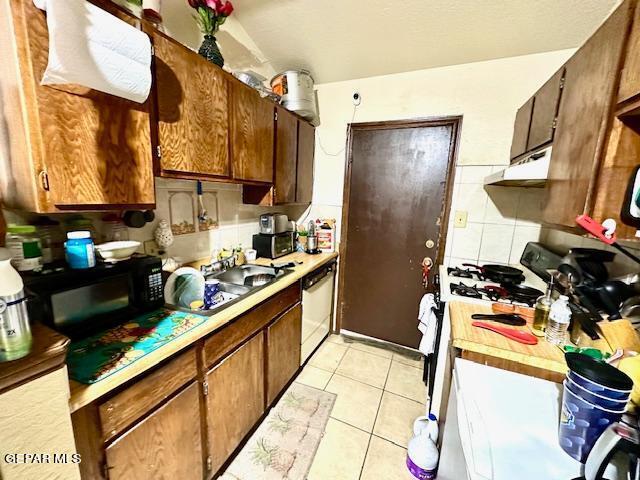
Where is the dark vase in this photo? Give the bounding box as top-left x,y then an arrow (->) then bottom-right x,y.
198,35 -> 224,68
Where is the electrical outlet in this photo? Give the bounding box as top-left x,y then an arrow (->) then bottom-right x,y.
454,211 -> 468,228
144,240 -> 161,256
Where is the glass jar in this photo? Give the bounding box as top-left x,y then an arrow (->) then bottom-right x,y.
33,216 -> 64,263
64,217 -> 97,241
65,231 -> 96,269
5,225 -> 43,272
102,214 -> 129,242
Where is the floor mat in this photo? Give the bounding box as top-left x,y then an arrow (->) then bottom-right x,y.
219,382 -> 336,480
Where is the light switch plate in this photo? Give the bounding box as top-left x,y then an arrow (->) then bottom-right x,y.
454,211 -> 468,228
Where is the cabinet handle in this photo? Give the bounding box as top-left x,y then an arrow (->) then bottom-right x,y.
38,171 -> 50,191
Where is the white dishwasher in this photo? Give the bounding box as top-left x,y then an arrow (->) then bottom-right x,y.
300,260 -> 336,365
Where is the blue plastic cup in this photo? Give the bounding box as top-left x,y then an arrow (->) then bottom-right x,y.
204,280 -> 222,309
559,380 -> 624,463
567,369 -> 632,400
565,375 -> 629,411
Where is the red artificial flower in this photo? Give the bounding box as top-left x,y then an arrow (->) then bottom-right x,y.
187,0 -> 201,8
205,0 -> 223,13
220,0 -> 234,16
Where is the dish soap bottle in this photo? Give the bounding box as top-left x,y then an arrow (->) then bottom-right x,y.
545,295 -> 572,346
532,277 -> 554,337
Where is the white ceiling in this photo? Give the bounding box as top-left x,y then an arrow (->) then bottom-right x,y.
232,0 -> 620,84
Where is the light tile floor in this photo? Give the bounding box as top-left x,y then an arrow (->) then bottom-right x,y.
301,334 -> 426,480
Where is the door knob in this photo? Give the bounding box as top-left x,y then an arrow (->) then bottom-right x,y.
425,239 -> 435,249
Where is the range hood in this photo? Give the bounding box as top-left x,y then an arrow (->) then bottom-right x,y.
484,146 -> 552,187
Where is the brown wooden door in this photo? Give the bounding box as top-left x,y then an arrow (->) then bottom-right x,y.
266,304 -> 302,405
25,0 -> 155,208
542,1 -> 633,228
105,382 -> 203,480
510,97 -> 534,161
340,119 -> 458,348
527,68 -> 565,151
230,82 -> 274,183
206,332 -> 265,473
618,0 -> 640,104
149,28 -> 230,178
296,121 -> 315,204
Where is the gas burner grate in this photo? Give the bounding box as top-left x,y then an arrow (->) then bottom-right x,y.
449,282 -> 483,299
447,267 -> 480,279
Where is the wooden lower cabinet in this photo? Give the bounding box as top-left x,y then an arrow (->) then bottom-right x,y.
104,382 -> 203,480
206,332 -> 266,473
267,304 -> 302,405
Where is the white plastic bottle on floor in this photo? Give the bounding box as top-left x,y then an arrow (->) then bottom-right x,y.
406,430 -> 439,479
545,295 -> 572,346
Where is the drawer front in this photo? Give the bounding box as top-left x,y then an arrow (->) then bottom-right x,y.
99,348 -> 198,442
203,282 -> 301,367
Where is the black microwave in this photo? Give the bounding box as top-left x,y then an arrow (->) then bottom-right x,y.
22,255 -> 164,339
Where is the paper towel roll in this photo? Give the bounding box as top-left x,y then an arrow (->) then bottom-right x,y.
33,0 -> 152,104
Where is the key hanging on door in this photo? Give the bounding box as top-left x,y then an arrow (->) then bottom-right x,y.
422,257 -> 433,288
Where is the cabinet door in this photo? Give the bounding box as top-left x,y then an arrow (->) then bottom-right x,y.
542,1 -> 633,228
296,121 -> 315,204
230,82 -> 274,183
509,97 -> 534,161
266,304 -> 302,405
206,332 -> 265,473
618,1 -> 640,104
105,382 -> 203,480
25,0 -> 154,208
149,29 -> 230,178
527,68 -> 564,151
274,106 -> 298,203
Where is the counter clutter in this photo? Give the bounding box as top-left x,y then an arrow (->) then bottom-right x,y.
68,251 -> 337,412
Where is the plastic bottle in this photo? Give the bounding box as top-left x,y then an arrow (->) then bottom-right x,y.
5,224 -> 43,272
412,413 -> 439,443
0,248 -> 32,361
65,231 -> 96,269
545,295 -> 572,345
532,277 -> 554,337
406,430 -> 439,480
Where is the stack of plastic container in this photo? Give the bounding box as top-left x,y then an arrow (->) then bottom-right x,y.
559,352 -> 633,463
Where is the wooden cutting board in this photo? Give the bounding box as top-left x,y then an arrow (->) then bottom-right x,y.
599,319 -> 640,352
449,301 -> 568,375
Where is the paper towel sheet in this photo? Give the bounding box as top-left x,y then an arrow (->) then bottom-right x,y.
33,0 -> 152,104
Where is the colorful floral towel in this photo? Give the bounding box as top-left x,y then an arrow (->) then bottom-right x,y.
67,309 -> 208,384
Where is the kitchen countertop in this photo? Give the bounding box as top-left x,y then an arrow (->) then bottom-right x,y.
68,251 -> 338,413
0,323 -> 69,395
448,300 -> 640,380
449,300 -> 568,376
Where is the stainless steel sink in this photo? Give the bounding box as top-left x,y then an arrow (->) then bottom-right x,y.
209,265 -> 284,287
167,265 -> 292,317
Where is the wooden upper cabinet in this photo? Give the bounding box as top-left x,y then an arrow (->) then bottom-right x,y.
509,97 -> 534,161
274,106 -> 298,203
618,0 -> 640,105
147,27 -> 230,178
105,382 -> 203,480
206,332 -> 265,474
230,81 -> 274,183
296,120 -> 315,204
0,0 -> 154,211
527,68 -> 565,152
542,0 -> 634,228
266,304 -> 302,405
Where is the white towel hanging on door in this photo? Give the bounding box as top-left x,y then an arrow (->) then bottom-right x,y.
418,293 -> 437,355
